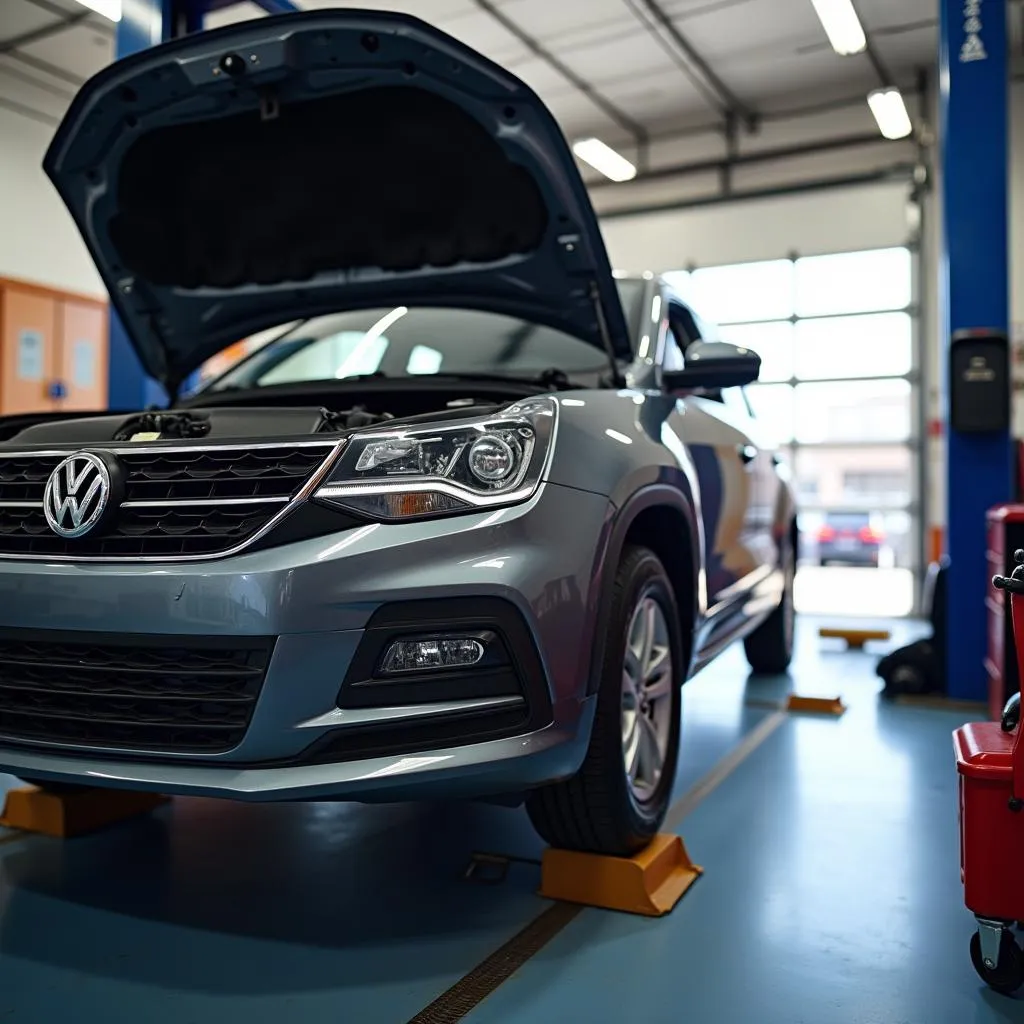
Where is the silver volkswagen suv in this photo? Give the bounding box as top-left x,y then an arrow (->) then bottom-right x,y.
0,10 -> 796,856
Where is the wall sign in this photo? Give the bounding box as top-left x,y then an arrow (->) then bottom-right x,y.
16,330 -> 43,382
71,339 -> 95,389
960,0 -> 987,63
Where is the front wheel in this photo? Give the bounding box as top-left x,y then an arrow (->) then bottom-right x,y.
526,546 -> 683,856
744,536 -> 796,674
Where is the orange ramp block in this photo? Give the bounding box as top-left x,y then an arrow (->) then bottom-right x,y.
539,833 -> 702,917
785,694 -> 847,716
818,627 -> 890,649
0,785 -> 169,838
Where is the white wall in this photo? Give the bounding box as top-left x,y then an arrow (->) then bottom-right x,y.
599,180 -> 915,272
0,108 -> 104,297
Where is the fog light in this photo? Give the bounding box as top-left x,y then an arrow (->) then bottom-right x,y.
380,637 -> 485,674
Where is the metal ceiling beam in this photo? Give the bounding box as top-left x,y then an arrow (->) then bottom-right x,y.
623,0 -> 756,128
471,0 -> 650,155
579,83 -> 921,154
596,163 -> 916,219
849,0 -> 896,89
4,49 -> 85,86
586,130 -> 892,190
796,17 -> 938,54
0,61 -> 77,101
864,42 -> 895,88
0,94 -> 60,126
20,0 -> 113,38
0,9 -> 90,55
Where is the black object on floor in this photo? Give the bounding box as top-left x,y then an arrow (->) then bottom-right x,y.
876,557 -> 948,698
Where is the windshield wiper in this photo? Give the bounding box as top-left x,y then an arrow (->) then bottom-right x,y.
199,368 -> 585,399
364,370 -> 581,389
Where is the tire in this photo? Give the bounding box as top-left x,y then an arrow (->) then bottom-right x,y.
744,535 -> 796,675
526,545 -> 683,856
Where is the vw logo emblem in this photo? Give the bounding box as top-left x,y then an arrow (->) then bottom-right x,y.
43,452 -> 113,539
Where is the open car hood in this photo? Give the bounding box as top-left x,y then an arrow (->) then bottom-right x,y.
44,9 -> 632,395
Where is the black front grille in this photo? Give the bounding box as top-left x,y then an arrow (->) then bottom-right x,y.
0,631 -> 274,753
0,501 -> 288,558
0,443 -> 336,558
120,448 -> 331,503
0,456 -> 54,503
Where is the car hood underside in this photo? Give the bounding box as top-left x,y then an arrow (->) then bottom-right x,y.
44,9 -> 631,395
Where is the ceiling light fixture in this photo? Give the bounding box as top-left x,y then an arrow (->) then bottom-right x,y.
572,138 -> 637,183
75,0 -> 122,21
809,0 -> 866,55
867,87 -> 913,140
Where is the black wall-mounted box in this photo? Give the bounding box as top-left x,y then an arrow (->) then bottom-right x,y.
950,328 -> 1010,433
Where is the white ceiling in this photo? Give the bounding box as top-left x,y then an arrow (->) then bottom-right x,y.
0,0 -> 938,144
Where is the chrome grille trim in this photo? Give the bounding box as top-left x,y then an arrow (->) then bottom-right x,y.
0,439 -> 340,459
0,497 -> 293,509
0,438 -> 346,563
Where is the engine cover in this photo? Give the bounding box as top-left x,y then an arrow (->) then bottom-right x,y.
3,407 -> 377,446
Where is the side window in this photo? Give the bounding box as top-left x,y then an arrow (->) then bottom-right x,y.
663,326 -> 686,371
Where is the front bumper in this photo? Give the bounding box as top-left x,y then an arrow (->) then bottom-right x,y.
0,482 -> 610,800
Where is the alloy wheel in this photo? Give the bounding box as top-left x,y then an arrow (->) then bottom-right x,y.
621,592 -> 675,803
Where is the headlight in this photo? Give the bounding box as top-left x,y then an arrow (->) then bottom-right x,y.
313,396 -> 557,520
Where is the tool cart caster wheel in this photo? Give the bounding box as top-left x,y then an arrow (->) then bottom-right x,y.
970,929 -> 1024,994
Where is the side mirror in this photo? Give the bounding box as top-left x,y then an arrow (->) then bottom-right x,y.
662,341 -> 761,392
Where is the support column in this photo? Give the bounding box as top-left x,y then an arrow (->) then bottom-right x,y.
940,0 -> 1013,700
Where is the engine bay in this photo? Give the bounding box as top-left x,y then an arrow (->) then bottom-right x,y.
0,390 -> 509,447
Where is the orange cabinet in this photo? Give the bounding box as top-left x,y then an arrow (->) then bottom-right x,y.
57,300 -> 108,411
0,278 -> 108,416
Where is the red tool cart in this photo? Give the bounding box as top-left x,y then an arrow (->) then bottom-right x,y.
955,549 -> 1024,994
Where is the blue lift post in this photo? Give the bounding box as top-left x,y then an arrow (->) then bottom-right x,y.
939,0 -> 1013,701
109,0 -> 299,411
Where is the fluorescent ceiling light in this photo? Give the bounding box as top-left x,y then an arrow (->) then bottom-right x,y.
867,87 -> 913,140
572,138 -> 636,183
809,0 -> 866,55
75,0 -> 122,21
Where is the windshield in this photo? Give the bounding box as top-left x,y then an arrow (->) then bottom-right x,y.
202,280 -> 646,392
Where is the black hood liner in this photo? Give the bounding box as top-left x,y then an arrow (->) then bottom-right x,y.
110,85 -> 548,290
44,8 -> 633,390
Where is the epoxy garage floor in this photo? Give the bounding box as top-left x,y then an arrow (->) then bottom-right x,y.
0,620 -> 1012,1024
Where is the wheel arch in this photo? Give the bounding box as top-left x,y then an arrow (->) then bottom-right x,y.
585,486 -> 701,696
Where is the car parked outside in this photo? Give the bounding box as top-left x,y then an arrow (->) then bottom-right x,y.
817,510 -> 884,567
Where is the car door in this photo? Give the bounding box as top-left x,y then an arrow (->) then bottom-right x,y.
722,384 -> 783,568
663,310 -> 773,609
